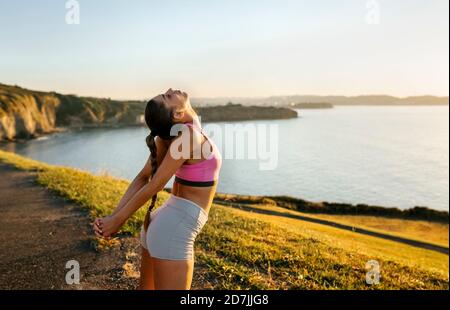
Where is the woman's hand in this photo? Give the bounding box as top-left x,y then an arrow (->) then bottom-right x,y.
94,215 -> 123,238
93,218 -> 103,237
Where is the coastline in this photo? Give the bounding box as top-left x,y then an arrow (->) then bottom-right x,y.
0,83 -> 298,141
0,109 -> 298,142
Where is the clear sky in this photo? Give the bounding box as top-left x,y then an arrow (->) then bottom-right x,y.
0,0 -> 448,99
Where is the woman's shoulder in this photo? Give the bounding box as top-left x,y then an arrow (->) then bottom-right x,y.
170,122 -> 204,150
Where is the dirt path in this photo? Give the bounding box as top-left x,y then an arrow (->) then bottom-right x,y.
0,163 -> 141,290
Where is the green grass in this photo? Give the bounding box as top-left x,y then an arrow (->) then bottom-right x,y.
1,149 -> 448,290
223,202 -> 449,248
196,207 -> 448,289
299,212 -> 449,248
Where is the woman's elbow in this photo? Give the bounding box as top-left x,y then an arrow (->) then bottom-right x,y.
155,182 -> 165,192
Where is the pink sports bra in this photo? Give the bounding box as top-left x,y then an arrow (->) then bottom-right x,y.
174,122 -> 222,187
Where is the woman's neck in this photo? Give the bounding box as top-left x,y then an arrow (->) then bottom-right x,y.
182,108 -> 201,127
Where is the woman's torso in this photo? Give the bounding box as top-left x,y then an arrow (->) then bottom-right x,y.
162,123 -> 221,213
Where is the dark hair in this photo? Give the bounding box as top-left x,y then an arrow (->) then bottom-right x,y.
143,98 -> 174,231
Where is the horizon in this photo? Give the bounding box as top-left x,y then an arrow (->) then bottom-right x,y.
2,82 -> 448,102
0,1 -> 449,99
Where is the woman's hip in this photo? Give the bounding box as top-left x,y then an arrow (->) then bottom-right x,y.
140,195 -> 209,260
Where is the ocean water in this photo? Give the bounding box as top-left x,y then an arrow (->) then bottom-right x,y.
2,106 -> 448,211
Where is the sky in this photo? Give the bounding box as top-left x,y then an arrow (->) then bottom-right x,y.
0,0 -> 448,99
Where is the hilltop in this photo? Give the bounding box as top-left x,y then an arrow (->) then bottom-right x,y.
288,102 -> 334,109
0,83 -> 143,140
195,102 -> 297,122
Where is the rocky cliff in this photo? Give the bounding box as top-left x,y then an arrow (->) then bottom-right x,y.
0,84 -> 144,140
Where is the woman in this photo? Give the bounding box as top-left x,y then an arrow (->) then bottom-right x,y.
93,88 -> 222,290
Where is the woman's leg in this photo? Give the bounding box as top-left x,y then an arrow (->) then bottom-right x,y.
139,247 -> 155,290
152,257 -> 194,290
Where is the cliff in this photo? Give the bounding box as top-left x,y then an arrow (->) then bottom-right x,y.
0,84 -> 143,140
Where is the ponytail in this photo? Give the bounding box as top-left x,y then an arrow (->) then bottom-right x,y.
143,134 -> 159,232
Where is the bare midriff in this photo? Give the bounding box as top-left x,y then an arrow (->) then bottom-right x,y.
172,181 -> 216,214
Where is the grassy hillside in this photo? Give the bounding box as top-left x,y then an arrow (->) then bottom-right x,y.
214,193 -> 449,223
0,149 -> 448,289
215,201 -> 449,249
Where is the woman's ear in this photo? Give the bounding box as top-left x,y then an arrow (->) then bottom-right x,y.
172,109 -> 185,121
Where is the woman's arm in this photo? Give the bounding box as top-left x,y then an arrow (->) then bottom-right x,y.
94,160 -> 151,236
111,163 -> 150,215
115,151 -> 185,223
98,133 -> 196,237
111,137 -> 168,215
93,137 -> 168,236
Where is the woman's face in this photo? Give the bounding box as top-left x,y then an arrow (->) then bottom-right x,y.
154,88 -> 189,110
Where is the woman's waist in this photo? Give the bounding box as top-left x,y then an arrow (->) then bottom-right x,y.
170,188 -> 215,213
163,194 -> 210,219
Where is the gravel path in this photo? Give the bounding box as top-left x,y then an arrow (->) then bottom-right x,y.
0,163 -> 141,290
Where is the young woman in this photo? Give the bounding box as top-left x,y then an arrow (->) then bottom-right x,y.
93,88 -> 222,290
